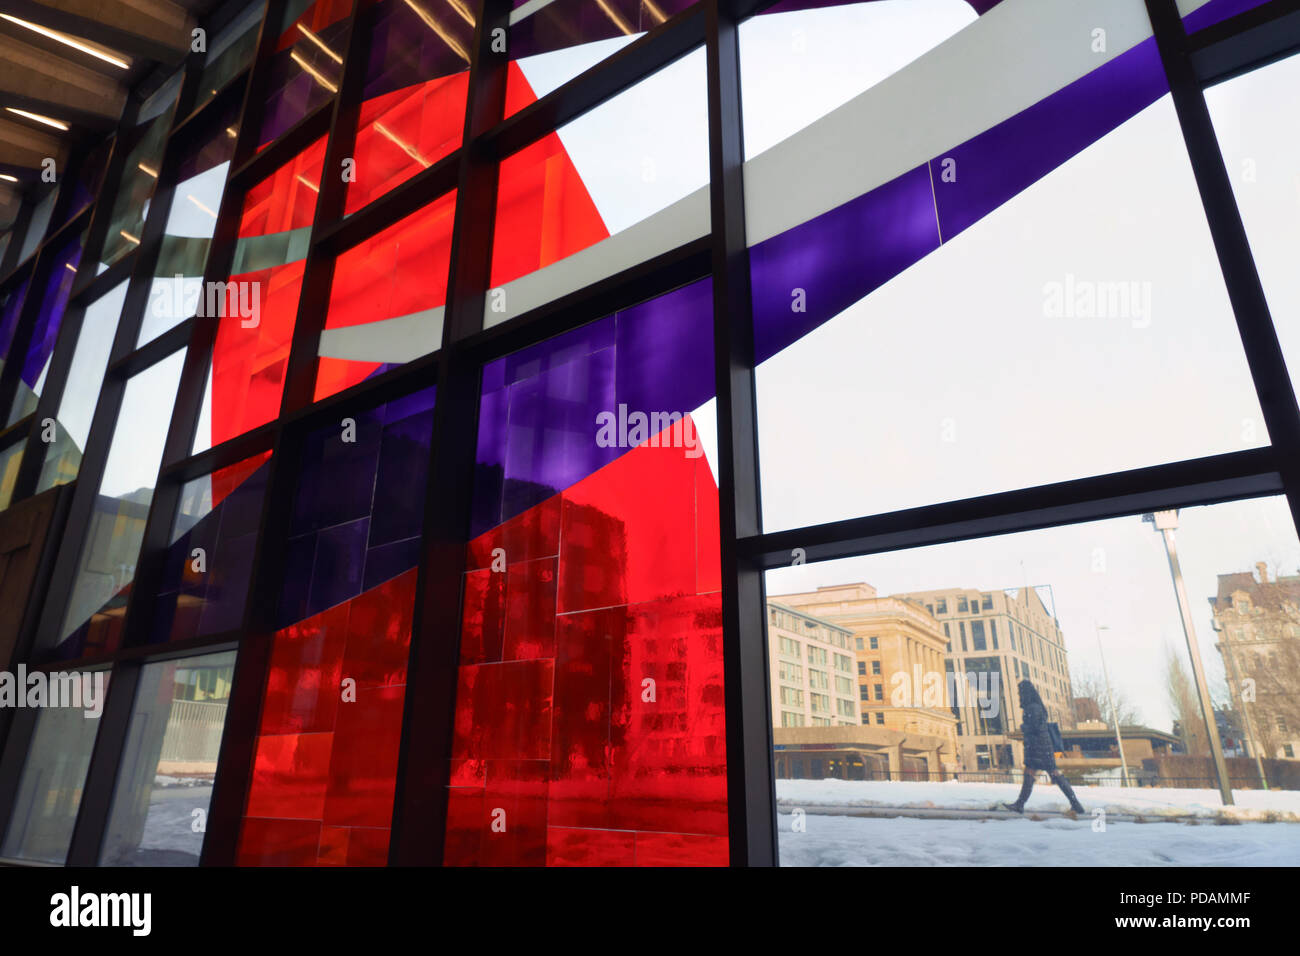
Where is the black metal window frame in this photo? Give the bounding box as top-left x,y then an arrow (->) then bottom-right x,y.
0,0 -> 1295,868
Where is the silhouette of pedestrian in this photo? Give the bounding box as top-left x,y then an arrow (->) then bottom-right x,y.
1003,679 -> 1085,815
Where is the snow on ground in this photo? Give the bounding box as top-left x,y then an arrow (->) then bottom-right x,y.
776,779 -> 1300,821
776,812 -> 1300,866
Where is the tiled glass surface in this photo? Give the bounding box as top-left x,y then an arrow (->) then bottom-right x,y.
149,453 -> 272,642
314,189 -> 455,401
344,0 -> 470,214
5,232 -> 85,426
51,350 -> 188,660
258,0 -> 352,146
0,670 -> 110,863
449,280 -> 728,866
193,136 -> 326,453
99,651 -> 237,865
35,281 -> 128,491
237,387 -> 434,865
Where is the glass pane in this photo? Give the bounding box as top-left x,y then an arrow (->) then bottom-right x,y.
6,231 -> 85,426
344,0 -> 470,213
766,495 -> 1300,865
745,2 -> 1267,531
51,350 -> 187,660
195,1 -> 267,108
99,651 -> 237,866
15,188 -> 56,266
149,452 -> 271,641
238,387 -> 434,865
486,47 -> 709,327
0,275 -> 32,382
99,84 -> 183,269
0,669 -> 111,864
193,136 -> 325,453
141,100 -> 242,347
448,279 -> 728,866
740,0 -> 978,162
314,189 -> 455,401
505,0 -> 700,119
1204,51 -> 1300,411
258,0 -> 351,147
35,281 -> 128,491
55,137 -> 113,230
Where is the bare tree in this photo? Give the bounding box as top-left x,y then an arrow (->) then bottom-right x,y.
1070,666 -> 1141,728
1165,643 -> 1207,756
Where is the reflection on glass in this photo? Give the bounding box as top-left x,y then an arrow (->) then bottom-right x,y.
194,1 -> 267,109
0,669 -> 110,863
53,350 -> 187,660
100,651 -> 237,866
447,282 -> 728,866
505,0 -> 700,119
0,440 -> 22,511
237,388 -> 433,865
150,452 -> 271,642
36,281 -> 127,491
140,101 -> 241,347
344,0 -> 470,213
765,496 -> 1300,866
192,136 -> 325,453
258,0 -> 351,146
6,232 -> 85,426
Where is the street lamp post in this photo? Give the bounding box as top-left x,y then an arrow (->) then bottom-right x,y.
1094,624 -> 1130,787
1143,510 -> 1235,805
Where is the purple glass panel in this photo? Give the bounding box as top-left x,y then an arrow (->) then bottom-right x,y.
932,38 -> 1168,241
361,0 -> 470,102
280,386 -> 435,626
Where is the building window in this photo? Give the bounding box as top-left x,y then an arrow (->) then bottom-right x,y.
869,636 -> 879,650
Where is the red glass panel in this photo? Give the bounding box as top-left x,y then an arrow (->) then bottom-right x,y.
238,568 -> 417,866
447,432 -> 728,865
314,189 -> 457,401
346,74 -> 468,214
206,137 -> 326,448
489,63 -> 610,291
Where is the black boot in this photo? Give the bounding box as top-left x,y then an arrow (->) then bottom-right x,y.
1002,771 -> 1034,813
1053,772 -> 1085,815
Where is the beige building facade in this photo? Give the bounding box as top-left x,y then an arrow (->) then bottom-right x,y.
773,584 -> 959,773
897,585 -> 1074,770
767,602 -> 860,729
1210,562 -> 1300,761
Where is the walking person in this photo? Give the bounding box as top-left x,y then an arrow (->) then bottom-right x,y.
1003,679 -> 1085,816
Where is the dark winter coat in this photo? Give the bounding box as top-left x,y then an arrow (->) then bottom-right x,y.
1019,681 -> 1057,772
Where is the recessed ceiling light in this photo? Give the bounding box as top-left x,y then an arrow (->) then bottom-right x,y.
0,15 -> 129,70
5,107 -> 69,131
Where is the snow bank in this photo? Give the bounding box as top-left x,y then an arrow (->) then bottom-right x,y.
775,779 -> 1300,821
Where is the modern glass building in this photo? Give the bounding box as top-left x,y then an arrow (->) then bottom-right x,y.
0,0 -> 1298,868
